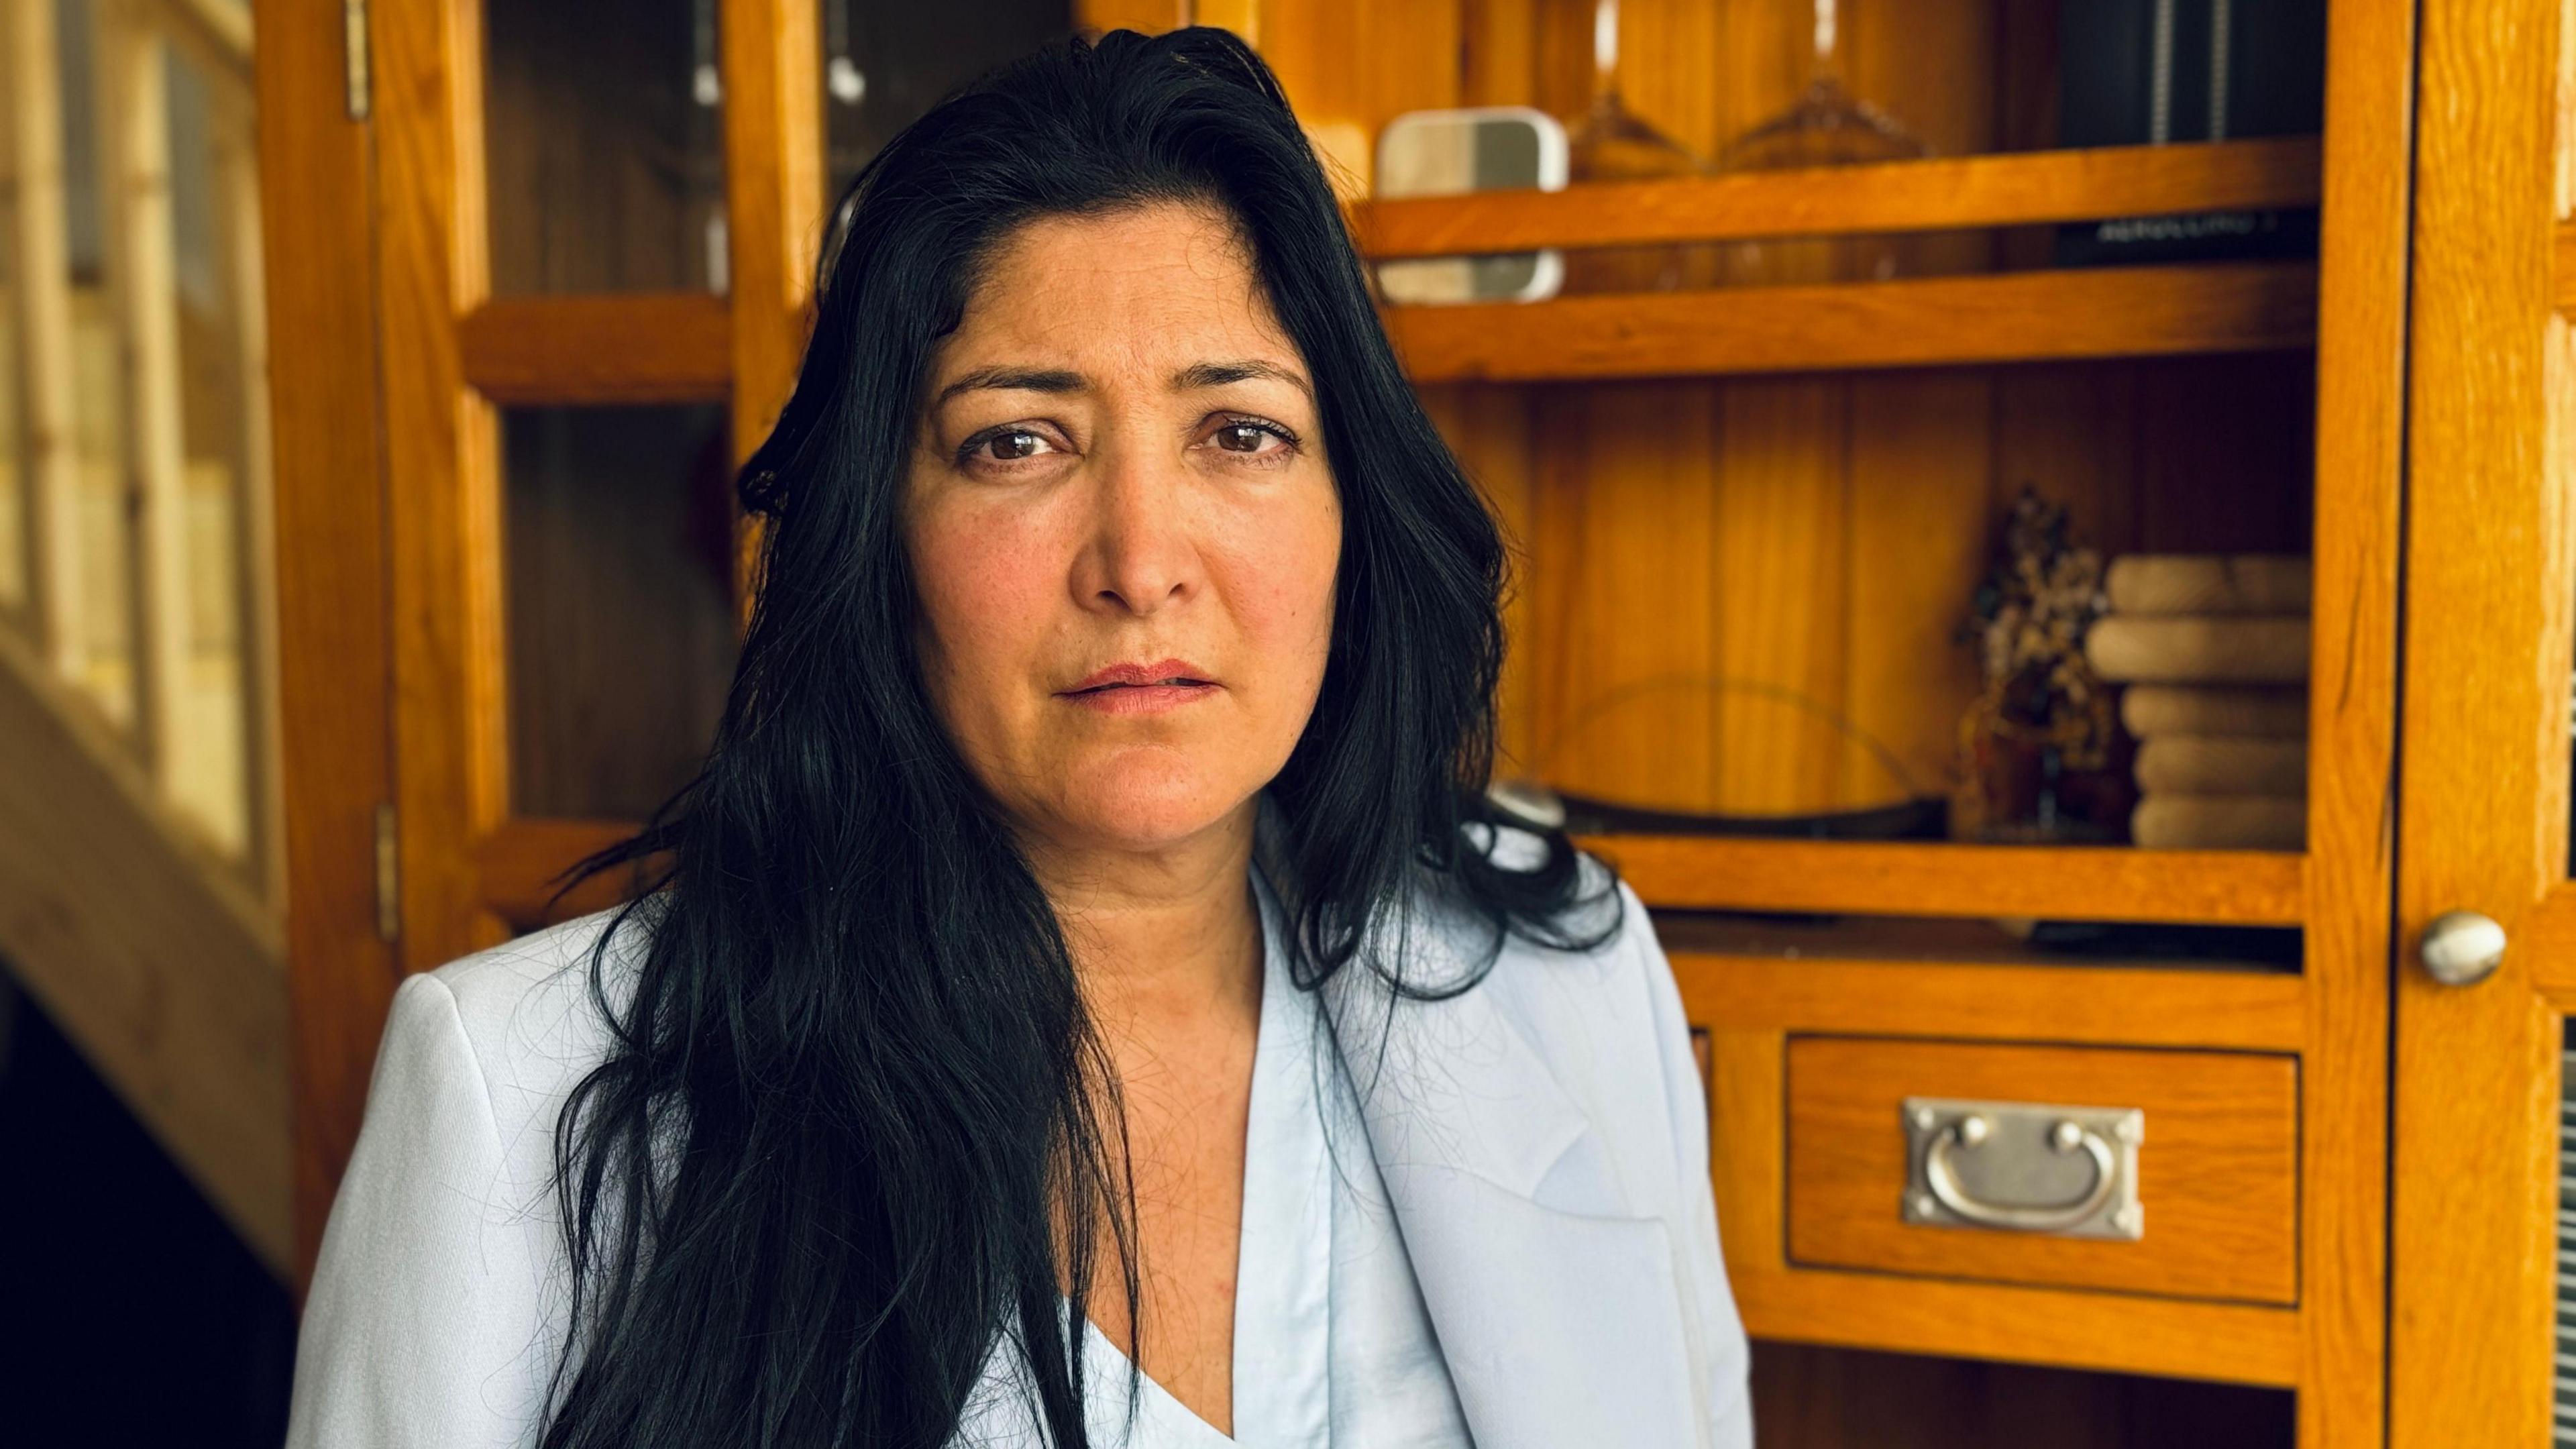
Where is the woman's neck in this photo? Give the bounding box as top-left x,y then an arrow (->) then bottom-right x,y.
1022,802 -> 1265,1039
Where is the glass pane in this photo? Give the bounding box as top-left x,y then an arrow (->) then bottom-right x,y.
816,0 -> 1070,209
484,0 -> 723,294
503,405 -> 737,820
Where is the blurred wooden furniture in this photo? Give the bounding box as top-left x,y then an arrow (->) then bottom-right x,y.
253,0 -> 2576,1444
0,0 -> 289,1275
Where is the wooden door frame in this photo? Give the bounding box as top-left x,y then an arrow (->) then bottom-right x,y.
262,0 -> 400,1281
2392,0 -> 2576,1440
2299,0 -> 2418,1441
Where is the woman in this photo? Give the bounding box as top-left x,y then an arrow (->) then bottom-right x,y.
287,25 -> 1750,1449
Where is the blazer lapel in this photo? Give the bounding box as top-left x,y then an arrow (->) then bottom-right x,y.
1320,957 -> 1701,1449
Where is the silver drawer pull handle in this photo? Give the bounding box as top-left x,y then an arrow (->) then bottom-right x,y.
1925,1116 -> 2116,1233
1900,1097 -> 2145,1241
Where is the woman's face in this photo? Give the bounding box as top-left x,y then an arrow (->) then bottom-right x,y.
904,201 -> 1341,861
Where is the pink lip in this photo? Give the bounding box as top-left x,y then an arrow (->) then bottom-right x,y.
1058,658 -> 1220,716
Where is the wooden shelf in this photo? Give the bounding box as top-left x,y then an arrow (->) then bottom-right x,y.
1585,836 -> 2306,926
1654,910 -> 2300,973
1383,260 -> 2316,382
459,292 -> 733,405
1670,953 -> 2308,1052
1732,1265 -> 2301,1388
1352,138 -> 2322,256
1358,140 -> 2322,382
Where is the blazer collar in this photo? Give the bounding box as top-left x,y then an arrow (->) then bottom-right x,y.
1252,807 -> 1703,1448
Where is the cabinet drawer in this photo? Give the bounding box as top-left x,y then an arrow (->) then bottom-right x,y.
1785,1036 -> 2298,1305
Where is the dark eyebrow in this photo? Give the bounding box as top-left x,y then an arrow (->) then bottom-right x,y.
928,358 -> 1315,414
929,365 -> 1085,413
1171,358 -> 1313,402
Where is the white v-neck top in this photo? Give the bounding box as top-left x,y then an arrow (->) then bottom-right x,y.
955,868 -> 1474,1449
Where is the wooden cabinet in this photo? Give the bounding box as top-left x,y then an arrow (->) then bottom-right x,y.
1274,3 -> 2402,1442
250,0 -> 2565,1444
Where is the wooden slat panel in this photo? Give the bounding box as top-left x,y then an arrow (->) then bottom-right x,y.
211,83 -> 284,904
1384,262 -> 2318,383
1589,836 -> 2306,925
1354,138 -> 2324,257
1711,379 -> 1849,813
1786,1038 -> 2301,1305
458,294 -> 732,405
1674,955 -> 2307,1052
1839,374 -> 1993,813
97,7 -> 192,782
1,0 -> 87,672
1523,384 -> 1723,805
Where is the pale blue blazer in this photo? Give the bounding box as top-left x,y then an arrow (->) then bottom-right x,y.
284,827 -> 1755,1448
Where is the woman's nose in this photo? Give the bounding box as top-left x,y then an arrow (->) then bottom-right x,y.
1074,439 -> 1199,616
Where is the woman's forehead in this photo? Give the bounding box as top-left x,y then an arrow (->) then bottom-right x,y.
938,203 -> 1296,373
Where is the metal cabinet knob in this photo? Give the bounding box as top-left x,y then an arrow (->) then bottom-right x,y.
2419,909 -> 2507,987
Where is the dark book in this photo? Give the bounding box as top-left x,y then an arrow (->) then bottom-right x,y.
2056,0 -> 2328,266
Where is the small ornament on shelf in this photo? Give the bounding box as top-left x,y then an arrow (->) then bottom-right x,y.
1951,488 -> 2134,844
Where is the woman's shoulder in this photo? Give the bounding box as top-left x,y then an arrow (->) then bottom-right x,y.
392,900 -> 652,1137
1454,819 -> 1663,987
289,910 -> 648,1448
1421,820 -> 1679,1041
1448,824 -> 1685,1101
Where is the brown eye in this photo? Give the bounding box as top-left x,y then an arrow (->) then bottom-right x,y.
989,429 -> 1045,460
1209,419 -> 1295,459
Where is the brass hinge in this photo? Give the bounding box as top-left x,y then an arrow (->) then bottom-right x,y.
372,802 -> 401,943
343,0 -> 372,120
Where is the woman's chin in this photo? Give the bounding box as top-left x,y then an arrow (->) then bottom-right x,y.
1045,760 -> 1259,855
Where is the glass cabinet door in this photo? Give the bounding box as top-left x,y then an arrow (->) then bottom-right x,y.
2390,0 -> 2576,1441
368,0 -> 1073,967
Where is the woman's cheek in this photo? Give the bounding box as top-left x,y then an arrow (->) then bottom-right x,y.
1224,488 -> 1339,693
910,500 -> 1065,745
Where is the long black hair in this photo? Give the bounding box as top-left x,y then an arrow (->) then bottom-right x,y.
537,25 -> 1617,1449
